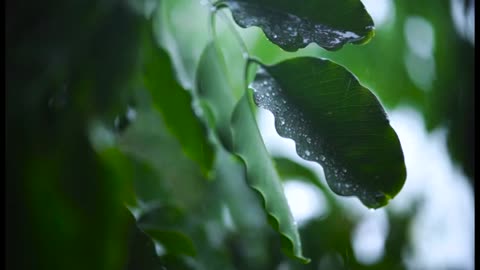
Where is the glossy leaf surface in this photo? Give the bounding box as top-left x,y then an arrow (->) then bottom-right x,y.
224,0 -> 374,51
250,57 -> 406,208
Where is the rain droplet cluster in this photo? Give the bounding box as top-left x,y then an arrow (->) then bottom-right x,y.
250,67 -> 386,208
227,1 -> 366,51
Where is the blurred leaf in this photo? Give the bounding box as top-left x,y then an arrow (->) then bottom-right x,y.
196,43 -> 238,149
231,91 -> 309,263
6,1 -> 143,269
117,101 -> 207,211
223,0 -> 374,51
250,57 -> 406,208
140,21 -> 214,176
155,0 -> 211,89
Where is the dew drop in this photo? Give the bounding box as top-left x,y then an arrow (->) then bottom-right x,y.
305,150 -> 311,156
320,155 -> 326,161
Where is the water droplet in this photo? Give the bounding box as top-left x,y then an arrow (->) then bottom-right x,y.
306,137 -> 312,143
282,99 -> 287,104
342,168 -> 347,173
279,117 -> 285,125
320,155 -> 326,161
266,92 -> 270,97
273,34 -> 278,39
303,38 -> 310,43
305,150 -> 311,156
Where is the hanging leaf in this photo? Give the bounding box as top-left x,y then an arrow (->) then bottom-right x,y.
222,0 -> 374,51
196,42 -> 309,263
231,92 -> 309,263
250,57 -> 406,209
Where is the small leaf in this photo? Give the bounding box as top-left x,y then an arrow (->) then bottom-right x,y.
196,42 -> 309,263
250,57 -> 406,209
231,92 -> 309,263
140,24 -> 214,176
223,0 -> 374,51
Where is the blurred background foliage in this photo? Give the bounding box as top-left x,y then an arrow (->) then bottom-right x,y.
6,0 -> 474,270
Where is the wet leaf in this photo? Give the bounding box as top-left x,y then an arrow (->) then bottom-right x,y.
223,0 -> 374,51
250,57 -> 406,209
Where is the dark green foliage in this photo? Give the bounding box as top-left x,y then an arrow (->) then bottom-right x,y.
223,0 -> 374,51
8,0 -> 470,269
250,58 -> 406,208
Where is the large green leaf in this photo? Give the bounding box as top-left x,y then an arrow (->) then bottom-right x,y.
140,23 -> 214,176
231,92 -> 309,263
196,42 -> 309,263
250,57 -> 406,209
222,0 -> 374,52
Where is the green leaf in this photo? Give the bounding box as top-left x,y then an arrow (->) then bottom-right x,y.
250,57 -> 406,209
196,43 -> 238,150
140,23 -> 214,176
231,92 -> 309,263
223,0 -> 374,52
196,42 -> 309,263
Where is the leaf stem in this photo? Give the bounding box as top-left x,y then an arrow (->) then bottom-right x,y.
208,0 -> 252,92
